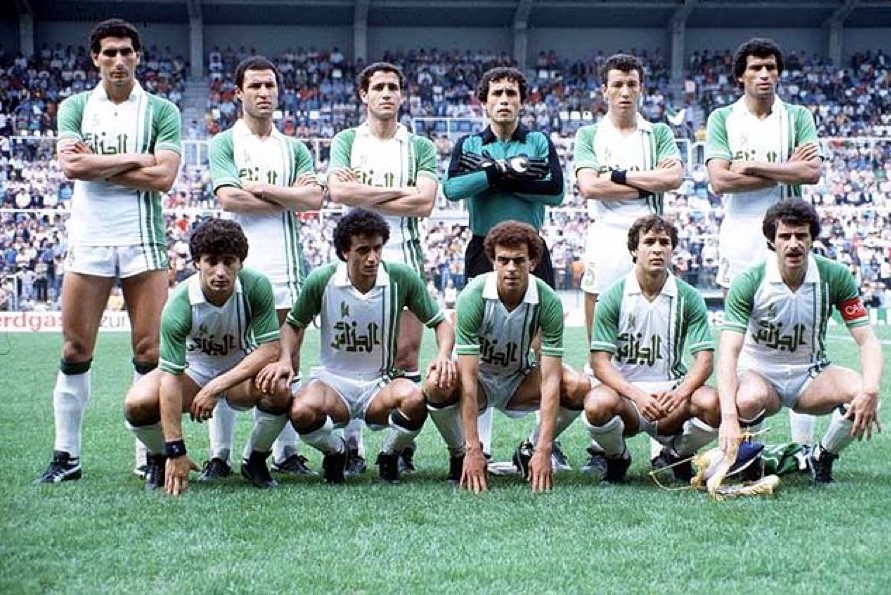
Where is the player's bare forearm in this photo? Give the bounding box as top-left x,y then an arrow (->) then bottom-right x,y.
216,186 -> 282,215
58,146 -> 153,181
675,350 -> 714,399
734,159 -> 821,185
852,326 -> 883,398
625,161 -> 684,193
707,160 -> 777,194
458,356 -> 482,450
716,332 -> 744,422
252,181 -> 323,211
328,179 -> 408,207
534,356 -> 562,452
576,169 -> 641,201
279,323 -> 305,367
159,371 -> 185,441
592,352 -> 644,404
206,341 -> 281,397
106,151 -> 181,192
371,192 -> 435,217
433,320 -> 456,361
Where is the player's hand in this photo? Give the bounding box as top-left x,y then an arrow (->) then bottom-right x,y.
657,390 -> 688,418
294,172 -> 319,186
846,391 -> 882,440
457,152 -> 486,172
729,160 -> 750,175
242,180 -> 271,201
426,357 -> 456,390
633,390 -> 667,422
527,448 -> 553,492
330,168 -> 357,183
256,362 -> 294,395
460,448 -> 489,493
789,143 -> 820,162
189,388 -> 220,423
504,156 -> 549,180
165,455 -> 199,496
718,418 -> 742,455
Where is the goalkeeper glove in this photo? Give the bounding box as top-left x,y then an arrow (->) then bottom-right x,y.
504,156 -> 550,180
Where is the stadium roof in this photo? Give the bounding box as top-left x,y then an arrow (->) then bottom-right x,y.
6,0 -> 891,28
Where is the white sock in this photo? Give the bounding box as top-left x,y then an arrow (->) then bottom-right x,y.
244,409 -> 288,459
132,370 -> 148,467
427,402 -> 464,457
381,412 -> 421,455
126,420 -> 165,455
585,415 -> 626,457
343,418 -> 365,456
208,398 -> 236,463
272,423 -> 300,462
300,417 -> 344,455
789,411 -> 816,445
820,407 -> 855,455
529,407 -> 581,444
673,417 -> 719,457
53,370 -> 90,458
477,406 -> 493,455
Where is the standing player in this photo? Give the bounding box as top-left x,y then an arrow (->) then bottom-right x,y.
705,38 -> 823,446
327,62 -> 439,474
35,19 -> 182,484
573,53 -> 683,471
206,55 -> 322,482
423,221 -> 589,492
583,215 -> 720,483
717,200 -> 883,485
443,66 -> 566,466
257,209 -> 456,484
125,219 -> 290,494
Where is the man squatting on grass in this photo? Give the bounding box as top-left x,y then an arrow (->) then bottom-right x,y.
717,200 -> 883,485
125,219 -> 290,495
424,221 -> 590,493
256,209 -> 457,484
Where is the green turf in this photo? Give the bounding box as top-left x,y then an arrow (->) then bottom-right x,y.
1,327 -> 889,594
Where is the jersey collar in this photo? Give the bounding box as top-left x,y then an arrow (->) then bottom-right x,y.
480,123 -> 529,144
601,113 -> 653,134
356,121 -> 411,142
624,270 -> 677,298
93,80 -> 144,103
765,253 -> 820,285
731,95 -> 786,119
332,261 -> 391,288
481,271 -> 540,304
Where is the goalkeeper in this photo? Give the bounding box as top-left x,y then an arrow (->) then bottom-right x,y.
443,66 -> 564,289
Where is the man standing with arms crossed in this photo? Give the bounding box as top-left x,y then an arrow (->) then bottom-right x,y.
573,54 -> 683,472
706,38 -> 822,447
327,62 -> 439,474
36,19 -> 182,484
206,55 -> 322,482
443,66 -> 566,467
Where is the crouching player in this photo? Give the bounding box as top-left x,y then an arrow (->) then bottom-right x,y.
718,199 -> 883,485
424,221 -> 589,493
125,219 -> 290,494
583,215 -> 721,483
257,209 -> 455,484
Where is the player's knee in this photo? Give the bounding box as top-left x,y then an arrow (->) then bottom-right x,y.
691,386 -> 721,423
132,340 -> 159,364
584,389 -> 618,425
393,379 -> 425,412
289,398 -> 319,429
423,381 -> 456,408
124,393 -> 159,426
561,371 -> 590,409
61,340 -> 93,363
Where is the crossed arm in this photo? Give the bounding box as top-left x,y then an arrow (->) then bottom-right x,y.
217,173 -> 323,215
707,143 -> 821,194
576,159 -> 683,202
58,139 -> 181,192
327,168 -> 438,217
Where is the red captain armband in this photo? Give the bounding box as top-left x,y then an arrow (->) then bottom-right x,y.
839,297 -> 868,322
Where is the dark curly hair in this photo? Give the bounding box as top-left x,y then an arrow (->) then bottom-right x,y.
477,67 -> 528,103
762,199 -> 820,251
601,53 -> 644,86
189,218 -> 249,262
733,38 -> 784,83
627,215 -> 678,262
235,55 -> 280,90
358,62 -> 405,94
89,19 -> 141,54
484,221 -> 542,264
333,208 -> 391,261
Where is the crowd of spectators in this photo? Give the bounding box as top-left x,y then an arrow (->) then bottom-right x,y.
1,45 -> 890,312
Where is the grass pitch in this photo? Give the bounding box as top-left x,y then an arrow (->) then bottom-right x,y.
1,327 -> 889,594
